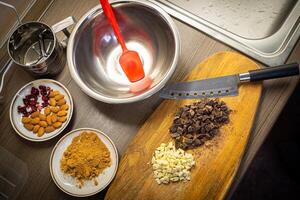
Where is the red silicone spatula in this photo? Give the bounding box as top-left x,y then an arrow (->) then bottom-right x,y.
100,0 -> 145,82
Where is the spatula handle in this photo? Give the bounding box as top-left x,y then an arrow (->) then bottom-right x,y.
100,0 -> 128,51
240,63 -> 299,82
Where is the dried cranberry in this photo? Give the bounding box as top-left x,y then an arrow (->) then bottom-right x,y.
42,102 -> 48,107
42,96 -> 49,102
40,90 -> 47,96
26,94 -> 38,101
17,106 -> 26,113
23,99 -> 29,106
29,100 -> 36,106
17,84 -> 53,116
31,87 -> 39,96
39,85 -> 46,90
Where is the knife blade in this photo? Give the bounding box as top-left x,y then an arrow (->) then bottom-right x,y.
160,63 -> 299,100
160,75 -> 239,99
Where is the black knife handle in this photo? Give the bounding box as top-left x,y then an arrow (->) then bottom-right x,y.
248,63 -> 299,82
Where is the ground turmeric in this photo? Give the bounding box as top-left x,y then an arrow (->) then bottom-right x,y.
60,131 -> 111,187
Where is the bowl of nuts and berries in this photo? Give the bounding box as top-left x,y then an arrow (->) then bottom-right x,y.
9,79 -> 73,142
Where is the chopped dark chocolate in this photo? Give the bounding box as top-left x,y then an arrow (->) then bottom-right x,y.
169,98 -> 231,150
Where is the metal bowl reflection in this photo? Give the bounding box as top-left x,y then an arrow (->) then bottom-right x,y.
67,0 -> 180,103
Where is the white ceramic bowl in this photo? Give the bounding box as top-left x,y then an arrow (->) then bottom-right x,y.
9,79 -> 73,142
49,128 -> 118,197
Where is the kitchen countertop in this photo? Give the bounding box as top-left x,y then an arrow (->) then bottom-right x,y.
0,0 -> 299,199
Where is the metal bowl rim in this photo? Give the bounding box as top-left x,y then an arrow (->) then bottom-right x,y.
67,0 -> 181,104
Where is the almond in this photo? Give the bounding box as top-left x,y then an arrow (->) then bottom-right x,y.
31,117 -> 40,125
24,123 -> 34,131
39,113 -> 46,121
57,110 -> 67,117
39,121 -> 48,127
49,90 -> 60,98
46,115 -> 52,125
49,98 -> 56,106
58,116 -> 67,123
31,111 -> 40,118
51,114 -> 57,123
57,99 -> 66,106
54,94 -> 64,101
33,125 -> 40,133
53,122 -> 62,128
37,127 -> 45,137
50,106 -> 60,113
45,126 -> 55,133
44,107 -> 51,115
22,117 -> 31,124
60,104 -> 69,111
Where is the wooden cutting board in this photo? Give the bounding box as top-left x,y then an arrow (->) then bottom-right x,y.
105,52 -> 262,200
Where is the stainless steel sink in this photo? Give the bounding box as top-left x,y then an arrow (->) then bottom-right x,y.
152,0 -> 300,66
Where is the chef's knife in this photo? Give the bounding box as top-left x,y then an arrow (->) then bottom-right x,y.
160,63 -> 299,100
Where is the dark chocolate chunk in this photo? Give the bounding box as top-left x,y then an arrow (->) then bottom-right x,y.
170,133 -> 180,138
176,127 -> 184,135
187,126 -> 195,133
169,98 -> 231,150
170,125 -> 177,133
194,139 -> 203,146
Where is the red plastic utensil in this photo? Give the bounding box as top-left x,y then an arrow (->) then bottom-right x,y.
99,0 -> 145,82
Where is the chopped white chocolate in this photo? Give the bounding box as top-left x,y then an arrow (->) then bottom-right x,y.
151,142 -> 195,184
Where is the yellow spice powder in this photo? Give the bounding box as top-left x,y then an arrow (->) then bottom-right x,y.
60,131 -> 111,187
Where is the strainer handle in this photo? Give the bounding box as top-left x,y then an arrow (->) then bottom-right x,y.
51,16 -> 76,47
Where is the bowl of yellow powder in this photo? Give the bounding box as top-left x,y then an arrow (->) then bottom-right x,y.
49,128 -> 118,197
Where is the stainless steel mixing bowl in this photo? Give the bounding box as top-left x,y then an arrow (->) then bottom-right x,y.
67,0 -> 180,103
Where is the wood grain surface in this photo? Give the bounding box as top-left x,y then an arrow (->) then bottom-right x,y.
105,52 -> 262,200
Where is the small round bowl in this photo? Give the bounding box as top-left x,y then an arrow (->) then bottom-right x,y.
50,128 -> 118,197
9,79 -> 73,142
67,0 -> 180,103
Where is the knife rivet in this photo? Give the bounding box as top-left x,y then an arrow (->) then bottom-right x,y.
218,91 -> 221,94
210,91 -> 214,95
202,92 -> 205,96
170,93 -> 174,96
194,93 -> 198,96
178,93 -> 182,96
186,93 -> 189,96
226,90 -> 229,93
